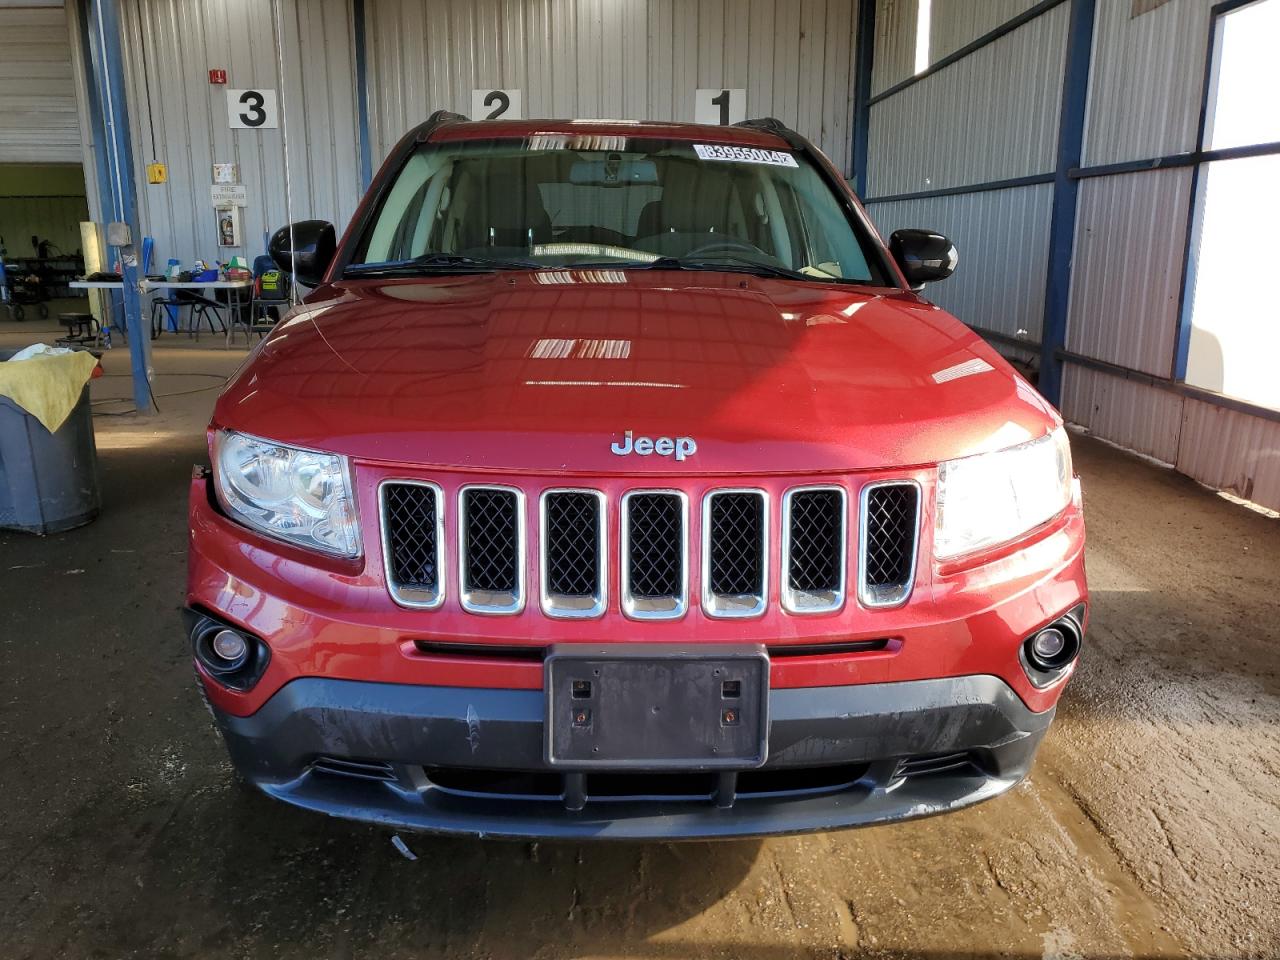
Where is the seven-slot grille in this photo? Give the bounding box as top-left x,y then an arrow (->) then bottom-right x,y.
380,480 -> 920,617
859,481 -> 921,608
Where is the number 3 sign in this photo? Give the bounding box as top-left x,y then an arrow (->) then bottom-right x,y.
228,89 -> 279,129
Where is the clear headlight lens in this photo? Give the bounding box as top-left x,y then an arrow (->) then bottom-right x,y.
935,427 -> 1072,561
213,430 -> 360,558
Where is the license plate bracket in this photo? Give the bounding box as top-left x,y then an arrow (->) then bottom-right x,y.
544,644 -> 769,769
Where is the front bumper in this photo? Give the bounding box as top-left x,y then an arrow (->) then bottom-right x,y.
212,673 -> 1053,839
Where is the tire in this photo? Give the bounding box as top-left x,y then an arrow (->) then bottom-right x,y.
38,303 -> 49,319
13,305 -> 24,322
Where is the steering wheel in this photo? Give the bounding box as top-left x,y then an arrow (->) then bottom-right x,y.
682,237 -> 769,259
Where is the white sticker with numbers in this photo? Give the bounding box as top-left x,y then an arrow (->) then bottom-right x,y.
693,144 -> 798,167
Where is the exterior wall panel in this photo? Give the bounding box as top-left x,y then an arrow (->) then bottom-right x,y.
0,5 -> 82,164
865,3 -> 1067,197
1081,0 -> 1211,165
1065,168 -> 1192,377
868,183 -> 1053,344
119,0 -> 360,267
870,0 -> 917,95
928,0 -> 1041,62
1060,364 -> 1183,465
1177,398 -> 1280,513
365,0 -> 859,176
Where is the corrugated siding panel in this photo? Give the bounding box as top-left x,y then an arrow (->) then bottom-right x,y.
1081,0 -> 1211,165
0,5 -> 82,163
868,183 -> 1052,342
928,0 -> 1041,62
0,196 -> 90,255
865,3 -> 1067,196
1065,168 -> 1191,377
870,0 -> 917,95
1177,399 -> 1280,513
365,0 -> 859,176
121,0 -> 360,266
1060,364 -> 1183,465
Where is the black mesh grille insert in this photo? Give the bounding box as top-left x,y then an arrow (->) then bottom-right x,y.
708,493 -> 765,597
626,493 -> 683,599
786,490 -> 843,593
383,483 -> 439,592
463,488 -> 520,593
545,492 -> 600,597
863,484 -> 919,588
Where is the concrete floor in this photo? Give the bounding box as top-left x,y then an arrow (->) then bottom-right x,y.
1,313 -> 1277,960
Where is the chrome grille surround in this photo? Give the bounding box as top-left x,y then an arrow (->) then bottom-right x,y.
379,480 -> 446,609
780,485 -> 848,615
539,488 -> 607,619
457,484 -> 527,616
701,489 -> 769,619
857,479 -> 921,609
620,489 -> 689,621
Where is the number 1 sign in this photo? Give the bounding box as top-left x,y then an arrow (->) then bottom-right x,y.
694,88 -> 746,126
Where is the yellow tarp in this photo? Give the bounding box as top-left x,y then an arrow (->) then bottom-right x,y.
0,351 -> 99,434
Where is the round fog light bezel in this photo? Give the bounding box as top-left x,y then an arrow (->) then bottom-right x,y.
1030,626 -> 1067,663
1021,615 -> 1082,683
210,628 -> 249,668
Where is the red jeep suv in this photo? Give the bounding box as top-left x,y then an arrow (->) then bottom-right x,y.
186,113 -> 1086,839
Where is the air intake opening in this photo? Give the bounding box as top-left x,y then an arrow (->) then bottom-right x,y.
541,490 -> 606,618
782,487 -> 847,614
859,481 -> 920,608
460,486 -> 525,615
703,490 -> 767,618
381,481 -> 444,608
622,491 -> 687,619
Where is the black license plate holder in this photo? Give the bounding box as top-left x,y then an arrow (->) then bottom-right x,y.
544,644 -> 770,769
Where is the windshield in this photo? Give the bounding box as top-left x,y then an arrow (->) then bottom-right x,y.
349,137 -> 892,285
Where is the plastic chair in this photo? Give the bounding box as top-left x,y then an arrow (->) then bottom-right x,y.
230,258 -> 291,346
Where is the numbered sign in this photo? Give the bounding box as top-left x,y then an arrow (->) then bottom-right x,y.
694,88 -> 746,126
228,89 -> 278,129
471,88 -> 522,121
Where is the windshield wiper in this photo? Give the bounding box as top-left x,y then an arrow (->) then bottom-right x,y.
568,255 -> 820,283
345,252 -> 543,277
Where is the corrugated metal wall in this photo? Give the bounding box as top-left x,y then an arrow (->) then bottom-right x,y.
869,184 -> 1052,344
867,3 -> 1067,196
0,196 -> 91,256
929,0 -> 1040,60
0,4 -> 83,164
870,0 -> 916,94
118,0 -> 361,266
364,0 -> 859,176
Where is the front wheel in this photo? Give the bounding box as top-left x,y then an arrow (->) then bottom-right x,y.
13,304 -> 24,322
38,303 -> 49,319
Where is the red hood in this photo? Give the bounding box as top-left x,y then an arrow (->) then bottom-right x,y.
214,272 -> 1057,475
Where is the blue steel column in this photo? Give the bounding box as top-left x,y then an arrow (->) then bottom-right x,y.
1037,0 -> 1097,407
353,0 -> 374,191
85,0 -> 151,414
851,0 -> 877,197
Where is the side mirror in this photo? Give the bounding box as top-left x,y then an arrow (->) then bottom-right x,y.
889,229 -> 958,290
268,220 -> 336,288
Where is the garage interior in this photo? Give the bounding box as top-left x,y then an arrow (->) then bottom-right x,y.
1,0 -> 1277,958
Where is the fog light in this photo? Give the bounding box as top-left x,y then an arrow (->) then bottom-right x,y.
1031,627 -> 1067,661
210,629 -> 248,668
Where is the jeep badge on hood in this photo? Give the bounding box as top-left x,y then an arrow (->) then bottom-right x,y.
611,431 -> 697,462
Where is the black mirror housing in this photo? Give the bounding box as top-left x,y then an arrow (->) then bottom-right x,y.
889,229 -> 958,289
269,220 -> 337,288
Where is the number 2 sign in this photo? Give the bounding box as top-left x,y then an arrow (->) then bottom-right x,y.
227,89 -> 279,129
471,89 -> 522,121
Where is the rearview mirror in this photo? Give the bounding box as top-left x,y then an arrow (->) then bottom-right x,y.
269,220 -> 336,288
889,229 -> 958,290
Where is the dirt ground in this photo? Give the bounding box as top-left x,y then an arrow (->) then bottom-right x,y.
1,313 -> 1277,960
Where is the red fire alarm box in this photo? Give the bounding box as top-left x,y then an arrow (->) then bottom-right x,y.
209,69 -> 227,84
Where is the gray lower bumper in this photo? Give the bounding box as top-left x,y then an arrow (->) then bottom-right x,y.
213,675 -> 1053,839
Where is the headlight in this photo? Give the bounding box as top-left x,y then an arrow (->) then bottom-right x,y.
213,430 -> 361,558
935,427 -> 1072,561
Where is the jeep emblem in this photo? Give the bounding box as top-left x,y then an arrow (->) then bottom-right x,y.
611,430 -> 697,462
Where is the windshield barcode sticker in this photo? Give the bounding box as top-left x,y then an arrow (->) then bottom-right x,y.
693,144 -> 798,167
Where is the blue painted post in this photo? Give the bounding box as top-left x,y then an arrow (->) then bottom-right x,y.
851,0 -> 877,197
85,0 -> 151,414
1038,0 -> 1097,407
353,0 -> 374,191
